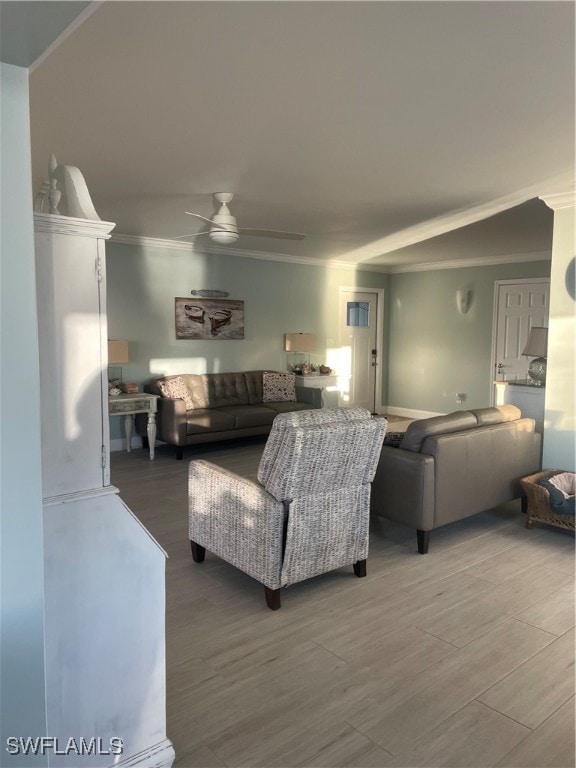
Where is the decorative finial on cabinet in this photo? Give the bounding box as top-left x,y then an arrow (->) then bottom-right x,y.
34,153 -> 61,214
48,154 -> 61,214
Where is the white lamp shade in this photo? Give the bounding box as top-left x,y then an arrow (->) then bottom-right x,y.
108,339 -> 129,364
522,327 -> 548,357
284,333 -> 317,353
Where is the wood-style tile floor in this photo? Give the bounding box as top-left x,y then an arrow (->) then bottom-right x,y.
111,437 -> 575,768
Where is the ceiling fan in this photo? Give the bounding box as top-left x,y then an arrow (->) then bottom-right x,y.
175,192 -> 306,245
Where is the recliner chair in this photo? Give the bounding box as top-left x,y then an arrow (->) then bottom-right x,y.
188,407 -> 386,609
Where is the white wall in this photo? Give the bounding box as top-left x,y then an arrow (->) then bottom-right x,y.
543,202 -> 576,470
0,63 -> 48,764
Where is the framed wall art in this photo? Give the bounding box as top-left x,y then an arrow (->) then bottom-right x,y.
175,297 -> 245,340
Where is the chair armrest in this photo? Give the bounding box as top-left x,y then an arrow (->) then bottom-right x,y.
370,446 -> 435,530
188,461 -> 286,589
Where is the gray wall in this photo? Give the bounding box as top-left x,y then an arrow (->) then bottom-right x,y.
106,241 -> 551,436
0,63 -> 48,764
387,261 -> 551,414
105,241 -> 388,438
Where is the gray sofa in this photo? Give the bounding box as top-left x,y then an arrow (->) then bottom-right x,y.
370,405 -> 542,553
135,370 -> 319,459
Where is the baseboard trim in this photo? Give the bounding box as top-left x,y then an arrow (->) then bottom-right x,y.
385,406 -> 444,420
111,738 -> 175,768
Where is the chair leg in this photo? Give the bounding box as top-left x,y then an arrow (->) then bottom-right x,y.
525,517 -> 534,529
353,559 -> 367,577
190,541 -> 205,562
176,446 -> 184,460
417,529 -> 430,555
264,586 -> 281,610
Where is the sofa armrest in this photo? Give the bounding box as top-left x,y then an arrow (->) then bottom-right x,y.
154,397 -> 188,446
188,461 -> 286,588
370,445 -> 435,531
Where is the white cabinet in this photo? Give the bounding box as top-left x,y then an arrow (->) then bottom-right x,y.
34,213 -> 174,768
34,214 -> 113,498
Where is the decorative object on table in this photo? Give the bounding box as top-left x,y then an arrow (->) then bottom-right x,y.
108,338 -> 129,387
520,470 -> 576,531
109,386 -> 122,396
522,326 -> 548,386
175,297 -> 244,339
174,192 -> 306,246
284,332 -> 317,373
190,289 -> 229,298
121,382 -> 139,394
319,364 -> 333,375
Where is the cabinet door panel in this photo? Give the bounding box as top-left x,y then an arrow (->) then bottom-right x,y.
35,230 -> 106,497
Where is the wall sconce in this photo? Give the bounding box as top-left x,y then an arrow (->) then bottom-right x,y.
456,289 -> 471,315
522,326 -> 548,386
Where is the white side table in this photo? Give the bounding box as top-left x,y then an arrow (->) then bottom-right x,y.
295,374 -> 339,407
109,393 -> 160,460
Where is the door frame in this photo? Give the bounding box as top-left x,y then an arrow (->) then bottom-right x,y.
489,277 -> 550,406
338,286 -> 385,414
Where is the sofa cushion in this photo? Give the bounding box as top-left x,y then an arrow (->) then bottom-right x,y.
244,370 -> 266,405
185,408 -> 236,435
400,410 -> 477,452
210,372 -> 250,407
470,405 -> 521,426
180,374 -> 210,409
263,401 -> 310,415
156,375 -> 195,410
218,405 -> 276,429
263,371 -> 296,402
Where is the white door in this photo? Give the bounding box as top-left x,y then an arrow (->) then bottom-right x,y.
492,279 -> 550,401
338,289 -> 380,412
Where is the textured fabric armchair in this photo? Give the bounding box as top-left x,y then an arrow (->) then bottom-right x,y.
188,408 -> 386,609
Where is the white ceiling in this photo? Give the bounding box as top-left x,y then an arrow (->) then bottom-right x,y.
20,2 -> 576,269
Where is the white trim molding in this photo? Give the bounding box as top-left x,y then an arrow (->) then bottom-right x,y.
385,406 -> 444,420
34,212 -> 115,239
539,185 -> 576,211
110,233 -> 552,274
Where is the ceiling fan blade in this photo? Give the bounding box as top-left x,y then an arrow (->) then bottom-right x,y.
185,211 -> 218,226
173,231 -> 210,240
239,228 -> 306,241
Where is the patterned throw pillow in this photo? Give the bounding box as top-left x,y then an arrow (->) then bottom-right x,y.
383,431 -> 405,448
262,372 -> 297,403
157,376 -> 195,410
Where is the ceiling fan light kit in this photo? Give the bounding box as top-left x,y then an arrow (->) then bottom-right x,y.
181,192 -> 306,245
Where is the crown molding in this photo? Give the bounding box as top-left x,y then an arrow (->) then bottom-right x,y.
109,234 -> 550,275
109,233 -> 366,271
34,213 -> 116,239
539,187 -> 576,211
386,250 -> 551,274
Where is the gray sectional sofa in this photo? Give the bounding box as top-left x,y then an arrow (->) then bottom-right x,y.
371,405 -> 542,553
135,370 -> 319,459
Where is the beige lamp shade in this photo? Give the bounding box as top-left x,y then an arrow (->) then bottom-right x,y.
108,339 -> 129,365
522,327 -> 548,357
284,333 -> 317,353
